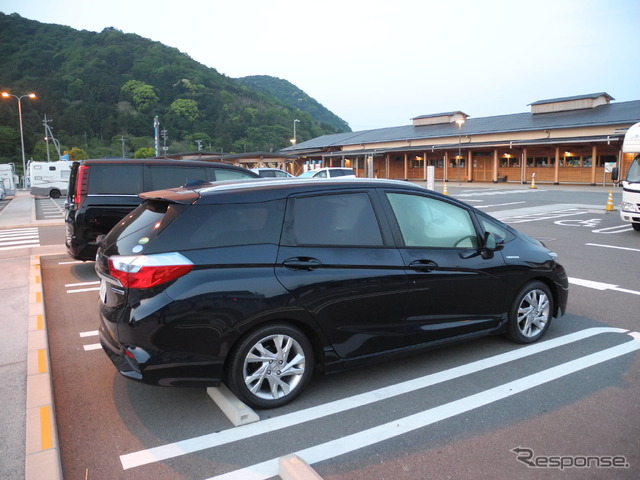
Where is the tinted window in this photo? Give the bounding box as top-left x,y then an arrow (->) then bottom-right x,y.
387,193 -> 478,248
477,213 -> 515,243
88,164 -> 143,194
149,200 -> 285,251
212,168 -> 257,181
330,169 -> 353,177
106,200 -> 182,256
286,192 -> 383,246
148,166 -> 208,190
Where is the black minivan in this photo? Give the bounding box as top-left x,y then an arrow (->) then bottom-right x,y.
95,178 -> 568,409
65,158 -> 259,261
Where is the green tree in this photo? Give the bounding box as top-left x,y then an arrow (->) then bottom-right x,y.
169,99 -> 199,122
121,80 -> 159,112
0,125 -> 20,160
134,147 -> 155,158
64,147 -> 90,161
185,133 -> 212,151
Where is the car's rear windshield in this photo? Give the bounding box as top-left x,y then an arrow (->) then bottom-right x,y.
88,164 -> 144,194
104,200 -> 185,256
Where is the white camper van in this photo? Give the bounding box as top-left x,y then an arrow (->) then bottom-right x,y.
28,161 -> 72,198
612,122 -> 640,232
0,163 -> 19,196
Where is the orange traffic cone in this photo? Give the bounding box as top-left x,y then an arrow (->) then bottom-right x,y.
443,182 -> 448,195
530,173 -> 537,189
605,190 -> 615,211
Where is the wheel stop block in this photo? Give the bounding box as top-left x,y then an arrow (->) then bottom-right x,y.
207,384 -> 260,426
279,454 -> 324,480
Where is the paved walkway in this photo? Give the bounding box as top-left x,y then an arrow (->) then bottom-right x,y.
0,191 -> 65,480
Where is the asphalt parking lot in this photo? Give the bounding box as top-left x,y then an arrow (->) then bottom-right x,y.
35,185 -> 640,480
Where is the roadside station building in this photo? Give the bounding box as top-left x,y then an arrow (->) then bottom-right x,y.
282,92 -> 640,186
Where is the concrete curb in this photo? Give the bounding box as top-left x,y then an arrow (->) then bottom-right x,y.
25,254 -> 62,480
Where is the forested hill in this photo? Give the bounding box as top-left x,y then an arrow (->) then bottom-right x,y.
237,76 -> 350,133
0,12 -> 351,168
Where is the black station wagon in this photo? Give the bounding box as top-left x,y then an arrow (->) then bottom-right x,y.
95,179 -> 568,408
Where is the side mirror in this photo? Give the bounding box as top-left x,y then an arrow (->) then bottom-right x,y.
481,232 -> 504,259
484,232 -> 504,250
611,167 -> 619,182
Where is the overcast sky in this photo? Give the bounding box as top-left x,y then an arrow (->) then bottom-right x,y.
2,0 -> 639,131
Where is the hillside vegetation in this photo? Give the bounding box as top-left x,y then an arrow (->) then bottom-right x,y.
0,13 -> 350,173
237,75 -> 350,133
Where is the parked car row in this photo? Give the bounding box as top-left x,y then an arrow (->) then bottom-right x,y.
253,167 -> 356,179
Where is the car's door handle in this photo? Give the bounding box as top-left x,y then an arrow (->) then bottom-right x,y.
408,260 -> 438,272
283,257 -> 322,271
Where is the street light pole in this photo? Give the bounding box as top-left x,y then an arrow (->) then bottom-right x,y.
292,119 -> 300,150
455,118 -> 465,185
2,91 -> 37,188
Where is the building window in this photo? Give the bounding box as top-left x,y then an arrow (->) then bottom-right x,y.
501,155 -> 520,167
527,157 -> 551,167
562,156 -> 580,167
598,155 -> 616,167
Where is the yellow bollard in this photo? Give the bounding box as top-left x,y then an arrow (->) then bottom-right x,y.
605,190 -> 615,211
443,182 -> 448,195
530,172 -> 537,189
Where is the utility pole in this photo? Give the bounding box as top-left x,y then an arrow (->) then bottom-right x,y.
44,115 -> 51,162
43,115 -> 62,160
161,129 -> 169,157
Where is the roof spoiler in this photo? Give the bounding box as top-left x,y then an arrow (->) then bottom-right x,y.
139,187 -> 201,204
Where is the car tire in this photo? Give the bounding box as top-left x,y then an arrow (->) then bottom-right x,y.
50,189 -> 61,199
632,223 -> 640,232
506,281 -> 553,344
226,324 -> 314,409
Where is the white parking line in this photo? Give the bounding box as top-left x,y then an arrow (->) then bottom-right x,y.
66,281 -> 100,294
120,327 -> 630,471
569,277 -> 640,296
205,331 -> 640,480
476,201 -> 527,209
0,227 -> 40,251
586,243 -> 640,252
83,344 -> 102,351
66,281 -> 100,288
80,330 -> 99,337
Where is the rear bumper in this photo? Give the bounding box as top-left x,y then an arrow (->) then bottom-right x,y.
98,315 -> 223,387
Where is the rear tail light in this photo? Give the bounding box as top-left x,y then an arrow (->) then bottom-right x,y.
108,253 -> 194,289
74,164 -> 90,209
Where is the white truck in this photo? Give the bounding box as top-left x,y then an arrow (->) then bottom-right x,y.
0,163 -> 19,196
28,160 -> 72,198
612,122 -> 640,232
